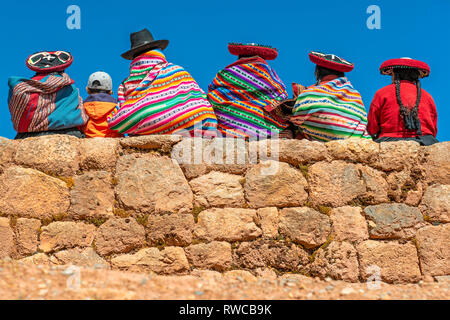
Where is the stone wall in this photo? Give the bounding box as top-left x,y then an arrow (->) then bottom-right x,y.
0,135 -> 448,284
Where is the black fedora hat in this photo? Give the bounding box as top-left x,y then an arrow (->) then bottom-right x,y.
121,29 -> 169,60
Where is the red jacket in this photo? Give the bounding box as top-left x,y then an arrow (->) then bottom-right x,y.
367,81 -> 437,138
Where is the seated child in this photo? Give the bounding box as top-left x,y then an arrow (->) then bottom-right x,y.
367,58 -> 438,146
8,51 -> 88,139
291,51 -> 371,142
83,72 -> 123,138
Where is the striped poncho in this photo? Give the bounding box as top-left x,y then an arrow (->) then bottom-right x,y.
291,77 -> 371,141
8,73 -> 87,133
107,50 -> 217,136
207,57 -> 289,139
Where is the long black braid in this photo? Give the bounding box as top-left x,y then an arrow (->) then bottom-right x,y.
394,69 -> 423,136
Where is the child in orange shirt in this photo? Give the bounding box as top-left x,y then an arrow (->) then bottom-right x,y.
83,71 -> 123,138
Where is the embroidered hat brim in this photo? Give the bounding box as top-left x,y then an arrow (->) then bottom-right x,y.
26,51 -> 74,73
228,43 -> 278,61
309,51 -> 354,73
380,58 -> 430,78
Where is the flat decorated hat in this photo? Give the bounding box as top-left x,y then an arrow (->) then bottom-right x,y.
228,43 -> 278,61
26,51 -> 73,73
309,51 -> 354,73
380,57 -> 430,78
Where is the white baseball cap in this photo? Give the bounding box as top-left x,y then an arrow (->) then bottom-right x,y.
87,71 -> 113,91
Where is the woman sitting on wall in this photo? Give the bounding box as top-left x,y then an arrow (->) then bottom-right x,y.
367,58 -> 438,145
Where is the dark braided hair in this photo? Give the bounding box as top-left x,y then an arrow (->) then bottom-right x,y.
315,66 -> 345,85
393,68 -> 423,135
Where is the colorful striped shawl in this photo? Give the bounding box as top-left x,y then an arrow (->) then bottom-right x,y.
107,50 -> 217,136
291,77 -> 371,142
8,73 -> 87,133
207,57 -> 289,139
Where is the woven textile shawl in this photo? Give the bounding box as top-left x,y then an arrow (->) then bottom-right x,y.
291,77 -> 371,142
207,57 -> 289,139
107,50 -> 217,136
8,73 -> 86,133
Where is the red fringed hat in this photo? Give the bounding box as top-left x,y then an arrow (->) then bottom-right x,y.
380,58 -> 430,78
309,51 -> 354,73
228,43 -> 278,61
26,51 -> 73,73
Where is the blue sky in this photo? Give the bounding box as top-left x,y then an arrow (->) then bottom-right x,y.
1,0 -> 449,141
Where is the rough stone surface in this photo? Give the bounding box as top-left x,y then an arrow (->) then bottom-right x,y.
189,172 -> 245,208
0,217 -> 14,258
415,224 -> 450,277
79,138 -> 120,170
363,204 -> 424,239
308,161 -> 366,207
0,137 -> 15,172
173,138 -> 249,179
50,248 -> 110,269
0,167 -> 70,220
278,139 -> 328,165
233,240 -> 309,271
116,154 -> 193,214
357,241 -> 421,284
14,135 -> 80,176
194,208 -> 261,242
310,241 -> 360,282
18,253 -> 51,266
39,222 -> 96,253
120,135 -> 183,153
14,218 -> 41,258
279,207 -> 331,249
111,247 -> 189,274
94,218 -> 145,256
422,142 -> 450,185
146,214 -> 194,247
245,161 -> 308,208
255,207 -> 279,239
326,139 -> 379,164
419,184 -> 450,223
224,270 -> 258,282
69,171 -> 115,220
358,165 -> 389,204
330,207 -> 369,243
185,241 -> 232,271
377,141 -> 420,172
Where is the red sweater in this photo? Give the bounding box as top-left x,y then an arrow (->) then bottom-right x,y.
367,81 -> 437,138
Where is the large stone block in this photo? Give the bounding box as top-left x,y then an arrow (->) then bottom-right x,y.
422,142 -> 450,185
309,161 -> 365,207
326,138 -> 379,164
0,167 -> 70,220
120,135 -> 183,153
189,171 -> 245,208
419,184 -> 450,223
310,241 -> 359,282
255,207 -> 279,239
279,207 -> 331,249
0,217 -> 14,259
146,214 -> 194,246
14,218 -> 41,258
357,240 -> 421,284
185,241 -> 232,271
363,204 -> 425,239
0,137 -> 16,172
416,224 -> 450,277
245,161 -> 308,208
172,138 -> 250,179
14,135 -> 80,176
111,247 -> 189,274
69,171 -> 115,220
115,154 -> 193,214
39,222 -> 96,253
79,138 -> 120,171
194,208 -> 261,242
277,139 -> 328,165
330,207 -> 369,242
377,141 -> 421,172
94,218 -> 145,256
233,240 -> 309,271
50,248 -> 110,269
